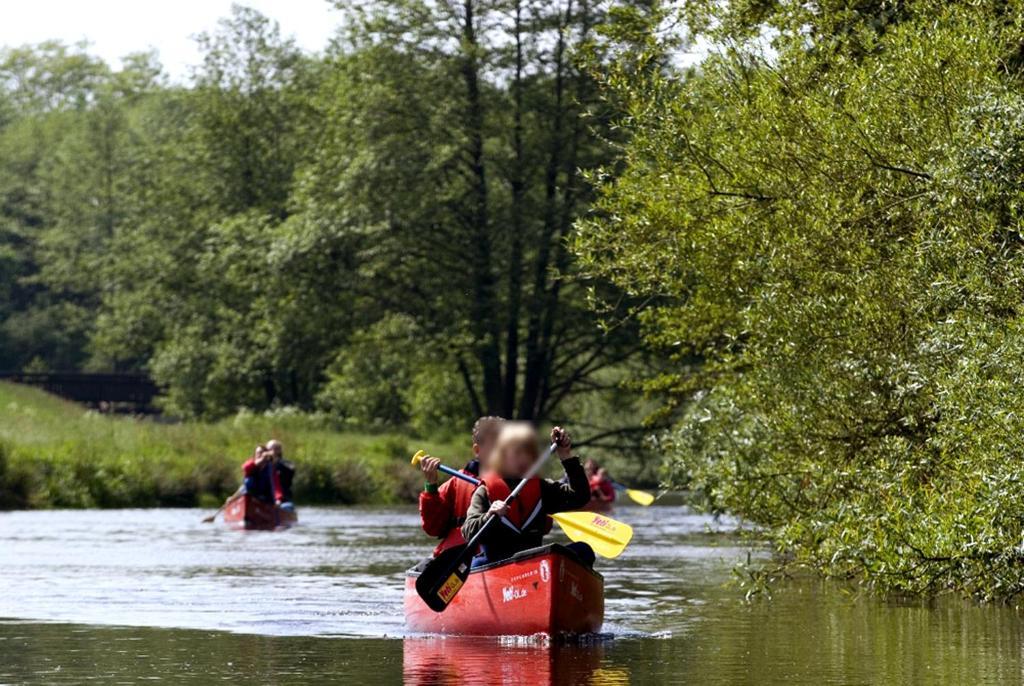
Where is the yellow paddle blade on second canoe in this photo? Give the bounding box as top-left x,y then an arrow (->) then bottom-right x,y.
624,488 -> 655,506
550,511 -> 634,559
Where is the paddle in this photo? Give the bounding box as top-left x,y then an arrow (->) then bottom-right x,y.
414,443 -> 557,612
201,486 -> 244,524
612,482 -> 656,507
411,451 -> 634,561
411,450 -> 484,487
418,450 -> 655,508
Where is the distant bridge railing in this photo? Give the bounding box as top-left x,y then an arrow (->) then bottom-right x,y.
0,372 -> 160,412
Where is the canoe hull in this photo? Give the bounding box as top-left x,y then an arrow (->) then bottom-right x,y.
404,544 -> 603,636
222,494 -> 297,531
582,498 -> 615,513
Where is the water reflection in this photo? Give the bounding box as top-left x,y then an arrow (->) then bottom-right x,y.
0,621 -> 407,685
402,637 -> 628,686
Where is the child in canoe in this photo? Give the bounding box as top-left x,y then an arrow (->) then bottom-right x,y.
417,416 -> 505,556
461,423 -> 593,568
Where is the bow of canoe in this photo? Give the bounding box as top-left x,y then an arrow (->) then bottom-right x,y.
404,543 -> 604,636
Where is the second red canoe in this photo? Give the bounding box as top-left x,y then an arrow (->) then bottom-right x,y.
223,494 -> 298,531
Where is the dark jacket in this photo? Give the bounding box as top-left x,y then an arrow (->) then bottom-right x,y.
276,460 -> 296,503
242,458 -> 295,503
242,458 -> 280,502
461,457 -> 590,563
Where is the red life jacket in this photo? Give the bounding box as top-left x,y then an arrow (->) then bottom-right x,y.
434,476 -> 478,555
482,472 -> 546,534
589,475 -> 616,502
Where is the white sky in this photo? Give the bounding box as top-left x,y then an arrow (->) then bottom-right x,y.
0,1 -> 341,81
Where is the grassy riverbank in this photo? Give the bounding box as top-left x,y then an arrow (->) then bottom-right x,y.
0,382 -> 460,509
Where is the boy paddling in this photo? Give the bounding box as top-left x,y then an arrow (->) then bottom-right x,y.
417,417 -> 504,556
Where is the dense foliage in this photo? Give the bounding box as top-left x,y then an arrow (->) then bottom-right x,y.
578,0 -> 1024,599
0,2 -> 648,441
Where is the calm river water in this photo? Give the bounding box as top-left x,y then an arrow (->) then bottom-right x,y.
2,505 -> 1023,684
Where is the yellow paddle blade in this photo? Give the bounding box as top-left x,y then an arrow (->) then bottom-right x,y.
410,450 -> 427,466
550,511 -> 633,559
625,488 -> 655,506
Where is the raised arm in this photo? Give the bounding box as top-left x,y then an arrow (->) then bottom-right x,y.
420,477 -> 458,538
540,456 -> 590,514
460,485 -> 491,544
540,426 -> 591,513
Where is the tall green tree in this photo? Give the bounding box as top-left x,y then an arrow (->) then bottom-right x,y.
306,0 -> 644,426
0,42 -> 113,370
92,6 -> 326,415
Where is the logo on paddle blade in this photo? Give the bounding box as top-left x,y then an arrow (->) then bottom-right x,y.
591,515 -> 614,530
437,574 -> 464,603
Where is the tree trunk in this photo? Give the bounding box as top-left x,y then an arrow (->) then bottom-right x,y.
503,0 -> 526,418
519,0 -> 573,420
538,0 -> 591,418
460,0 -> 504,415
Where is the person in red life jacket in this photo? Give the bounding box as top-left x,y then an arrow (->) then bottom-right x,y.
242,442 -> 290,505
595,468 -> 616,501
584,458 -> 616,505
417,416 -> 505,556
462,423 -> 592,568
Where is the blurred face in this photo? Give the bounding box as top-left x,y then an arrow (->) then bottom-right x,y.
267,441 -> 283,460
501,442 -> 538,478
474,432 -> 498,468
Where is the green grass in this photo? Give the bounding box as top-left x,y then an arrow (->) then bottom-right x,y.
0,382 -> 461,509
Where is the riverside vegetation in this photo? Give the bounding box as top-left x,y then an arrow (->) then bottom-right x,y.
0,381 -> 460,509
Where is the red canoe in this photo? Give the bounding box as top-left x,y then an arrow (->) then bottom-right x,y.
404,544 -> 604,636
222,494 -> 298,531
582,498 -> 615,513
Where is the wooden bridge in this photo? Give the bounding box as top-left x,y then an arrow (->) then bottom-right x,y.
0,372 -> 160,412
